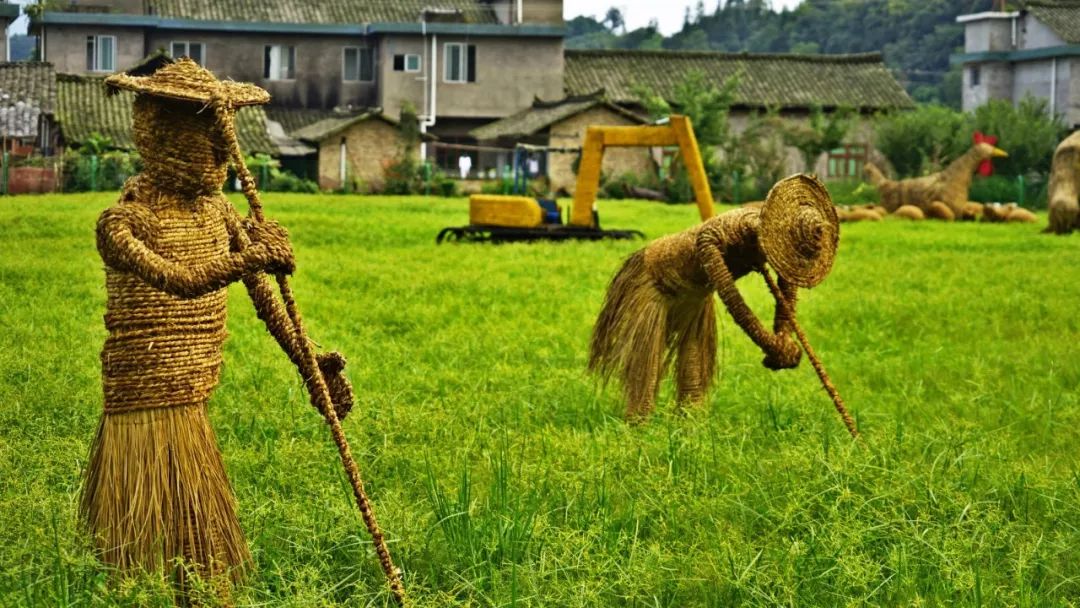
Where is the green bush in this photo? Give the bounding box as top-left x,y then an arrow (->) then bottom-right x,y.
970,97 -> 1066,177
62,148 -> 141,192
968,174 -> 1048,208
480,178 -> 515,195
382,155 -> 422,195
245,153 -> 318,193
431,169 -> 459,197
874,104 -> 969,178
875,98 -> 1066,180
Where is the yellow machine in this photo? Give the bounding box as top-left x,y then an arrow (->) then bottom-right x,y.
437,115 -> 715,243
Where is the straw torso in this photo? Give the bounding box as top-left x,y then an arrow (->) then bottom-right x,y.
646,206 -> 766,298
100,179 -> 235,412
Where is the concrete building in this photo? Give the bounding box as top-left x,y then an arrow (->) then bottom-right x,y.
954,1 -> 1080,126
0,2 -> 19,62
29,0 -> 565,177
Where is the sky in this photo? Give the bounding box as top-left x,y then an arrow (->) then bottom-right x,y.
565,0 -> 804,35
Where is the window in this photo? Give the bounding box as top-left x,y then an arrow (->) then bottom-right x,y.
970,66 -> 981,86
444,43 -> 476,83
170,41 -> 205,64
826,145 -> 867,179
343,47 -> 375,82
264,45 -> 296,80
85,35 -> 116,72
393,53 -> 422,73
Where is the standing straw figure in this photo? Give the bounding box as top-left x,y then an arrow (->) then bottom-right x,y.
81,58 -> 355,598
589,174 -> 838,422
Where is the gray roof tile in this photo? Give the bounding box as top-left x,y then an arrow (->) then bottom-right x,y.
565,50 -> 914,111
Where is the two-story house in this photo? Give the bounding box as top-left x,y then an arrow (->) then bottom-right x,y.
953,0 -> 1080,126
30,0 -> 564,174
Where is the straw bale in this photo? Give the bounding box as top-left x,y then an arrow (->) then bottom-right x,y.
893,205 -> 925,220
926,201 -> 955,221
1007,207 -> 1037,223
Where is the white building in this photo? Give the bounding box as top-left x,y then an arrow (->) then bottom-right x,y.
954,1 -> 1080,126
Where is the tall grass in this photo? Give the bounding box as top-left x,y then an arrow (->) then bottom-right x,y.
1,192 -> 1078,606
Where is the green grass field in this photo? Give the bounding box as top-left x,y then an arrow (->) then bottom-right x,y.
2,193 -> 1079,607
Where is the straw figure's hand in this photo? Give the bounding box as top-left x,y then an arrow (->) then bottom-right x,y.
244,219 -> 295,275
762,333 -> 801,370
696,228 -> 778,356
317,351 -> 354,421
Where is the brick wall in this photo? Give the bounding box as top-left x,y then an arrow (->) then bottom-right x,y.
316,118 -> 415,192
547,106 -> 653,195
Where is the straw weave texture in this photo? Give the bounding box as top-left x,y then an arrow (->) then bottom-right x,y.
589,175 -> 835,421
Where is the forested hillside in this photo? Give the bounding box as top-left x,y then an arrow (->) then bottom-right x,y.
567,0 -> 997,107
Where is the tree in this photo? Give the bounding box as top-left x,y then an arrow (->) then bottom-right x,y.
604,7 -> 625,33
781,105 -> 855,172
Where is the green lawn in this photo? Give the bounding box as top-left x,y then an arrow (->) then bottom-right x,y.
2,192 -> 1079,607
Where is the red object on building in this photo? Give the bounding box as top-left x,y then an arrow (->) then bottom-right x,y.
973,131 -> 998,176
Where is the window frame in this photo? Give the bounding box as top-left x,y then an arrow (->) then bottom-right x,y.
86,35 -> 117,73
394,53 -> 422,73
443,42 -> 476,83
263,44 -> 297,81
169,40 -> 206,64
342,46 -> 375,83
970,65 -> 981,87
825,144 -> 868,179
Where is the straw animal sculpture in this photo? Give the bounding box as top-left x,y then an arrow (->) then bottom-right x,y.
1047,130 -> 1080,234
865,142 -> 1008,216
82,59 -> 405,604
589,174 -> 857,437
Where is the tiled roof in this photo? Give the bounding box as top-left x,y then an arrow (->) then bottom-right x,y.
291,110 -> 406,142
470,94 -> 647,141
564,50 -> 915,111
0,62 -> 56,138
56,73 -> 278,154
148,0 -> 497,24
265,107 -> 340,137
0,62 -> 56,114
1026,1 -> 1080,44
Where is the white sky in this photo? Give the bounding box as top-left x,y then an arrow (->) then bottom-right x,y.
565,0 -> 805,35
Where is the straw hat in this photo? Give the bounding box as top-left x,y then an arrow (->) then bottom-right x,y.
759,174 -> 839,288
105,57 -> 269,107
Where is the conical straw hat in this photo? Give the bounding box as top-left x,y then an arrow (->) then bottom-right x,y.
759,174 -> 839,288
105,57 -> 269,106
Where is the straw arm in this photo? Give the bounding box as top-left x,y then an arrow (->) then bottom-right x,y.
243,272 -> 306,368
98,207 -> 269,299
772,277 -> 798,336
695,229 -> 784,357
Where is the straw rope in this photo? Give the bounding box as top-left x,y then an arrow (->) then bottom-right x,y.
761,267 -> 859,439
209,94 -> 407,605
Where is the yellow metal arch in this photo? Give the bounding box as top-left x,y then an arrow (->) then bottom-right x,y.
570,115 -> 715,228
